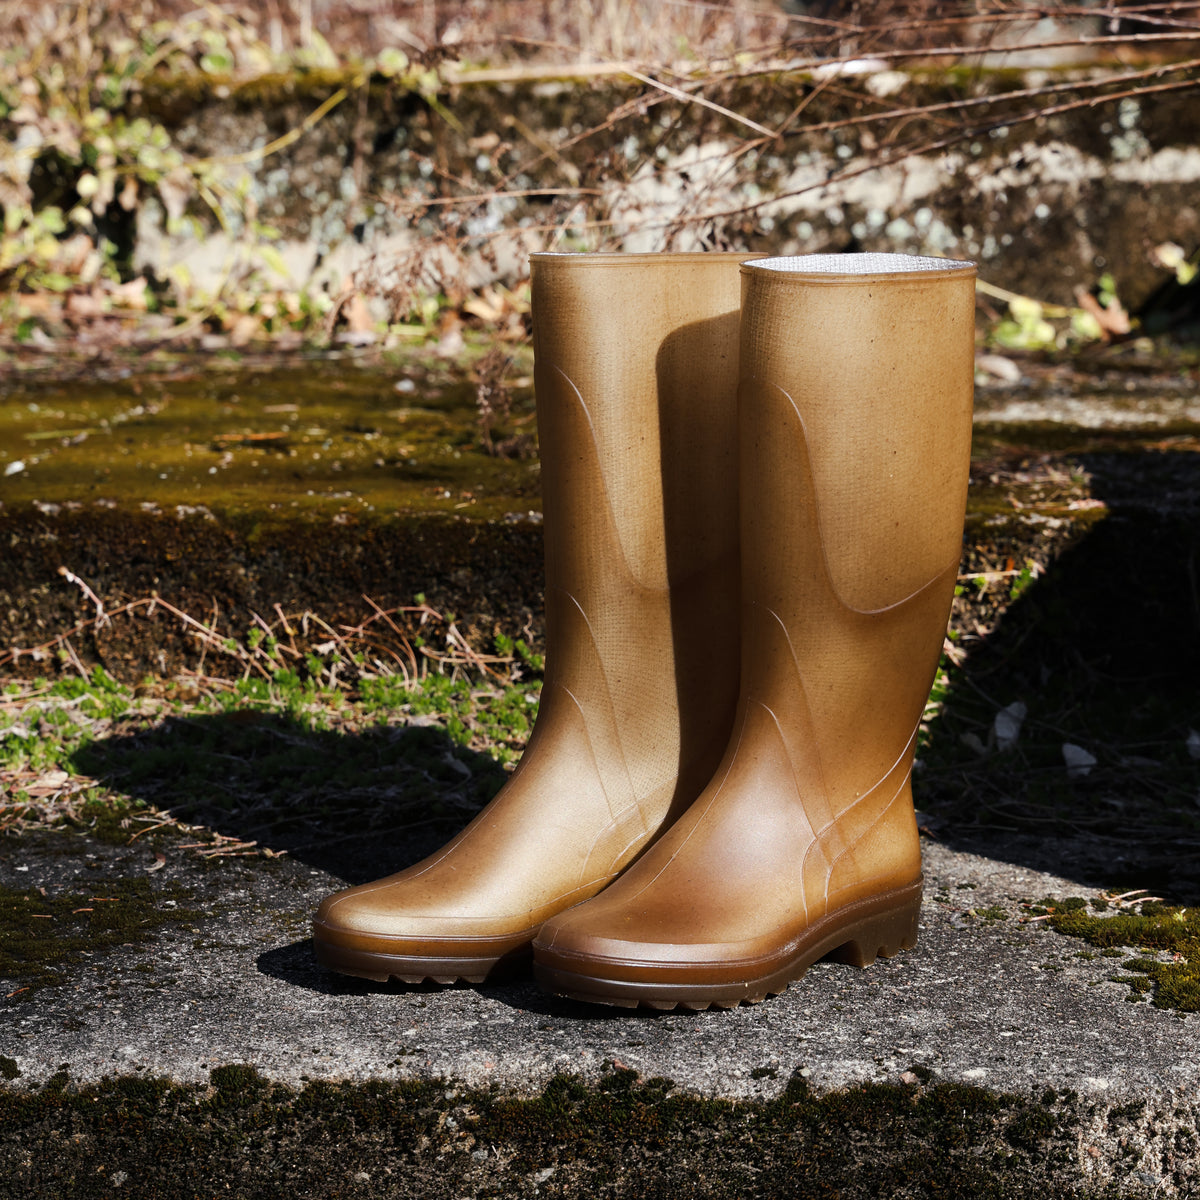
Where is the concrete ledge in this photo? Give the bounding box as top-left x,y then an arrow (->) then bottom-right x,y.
1,831 -> 1196,1196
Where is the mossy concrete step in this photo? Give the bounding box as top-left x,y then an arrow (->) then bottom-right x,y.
0,829 -> 1195,1197
3,353 -> 1198,686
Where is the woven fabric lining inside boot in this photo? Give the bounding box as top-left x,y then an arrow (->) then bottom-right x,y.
748,253 -> 973,274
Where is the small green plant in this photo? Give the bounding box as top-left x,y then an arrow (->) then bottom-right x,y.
1,596 -> 544,845
993,295 -> 1057,351
971,905 -> 1009,923
983,279 -> 1131,351
495,634 -> 545,676
1008,559 -> 1038,601
0,4 -> 465,339
1154,242 -> 1199,287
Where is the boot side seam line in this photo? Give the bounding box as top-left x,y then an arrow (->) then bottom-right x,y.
749,375 -> 965,615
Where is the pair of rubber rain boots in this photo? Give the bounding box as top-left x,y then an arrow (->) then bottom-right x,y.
312,250 -> 976,1010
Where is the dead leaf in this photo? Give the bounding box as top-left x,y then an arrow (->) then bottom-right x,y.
1074,286 -> 1130,338
975,354 -> 1021,383
1150,242 -> 1186,271
158,166 -> 194,223
118,176 -> 139,212
463,287 -> 507,323
344,293 -> 374,334
16,294 -> 62,318
25,769 -> 70,797
111,277 -> 149,311
211,431 -> 289,448
436,312 -> 464,358
1062,743 -> 1097,778
993,701 -> 1027,751
65,292 -> 105,321
228,313 -> 261,346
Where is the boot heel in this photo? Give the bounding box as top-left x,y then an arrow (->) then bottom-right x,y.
828,884 -> 923,968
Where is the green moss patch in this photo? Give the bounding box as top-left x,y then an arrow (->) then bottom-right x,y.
1046,901 -> 1200,1012
0,876 -> 200,1001
0,360 -> 538,521
0,1065 -> 1122,1200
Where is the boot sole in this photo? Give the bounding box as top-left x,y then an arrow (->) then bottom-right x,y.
312,923 -> 531,985
533,878 -> 923,1011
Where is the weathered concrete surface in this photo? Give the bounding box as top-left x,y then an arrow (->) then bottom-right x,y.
2,828 -> 1197,1194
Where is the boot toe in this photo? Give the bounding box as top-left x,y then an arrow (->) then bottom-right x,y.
532,894 -> 769,1008
533,875 -> 925,1010
311,879 -> 538,984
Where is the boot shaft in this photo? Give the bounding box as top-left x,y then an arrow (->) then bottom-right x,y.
529,252 -> 748,816
531,251 -> 746,594
738,252 -> 976,617
736,254 -> 976,810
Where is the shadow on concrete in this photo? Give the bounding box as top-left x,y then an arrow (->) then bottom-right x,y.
921,445 -> 1200,903
67,444 -> 1200,1006
256,938 -> 461,996
253,937 -> 653,1020
71,713 -> 506,885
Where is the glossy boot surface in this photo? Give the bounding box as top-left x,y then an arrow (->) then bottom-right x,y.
313,252 -> 747,983
534,253 -> 976,1008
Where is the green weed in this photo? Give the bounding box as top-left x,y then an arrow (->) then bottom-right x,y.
2,649 -> 539,849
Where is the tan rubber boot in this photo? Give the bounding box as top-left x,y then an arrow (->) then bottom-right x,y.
312,251 -> 748,983
533,252 -> 976,1009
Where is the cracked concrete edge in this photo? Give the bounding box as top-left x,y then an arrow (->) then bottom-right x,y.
0,1067 -> 1194,1197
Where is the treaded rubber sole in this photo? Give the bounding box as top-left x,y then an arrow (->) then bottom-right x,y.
312,928 -> 531,985
533,878 -> 923,1011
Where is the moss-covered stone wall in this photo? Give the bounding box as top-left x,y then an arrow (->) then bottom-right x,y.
121,68 -> 1200,313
